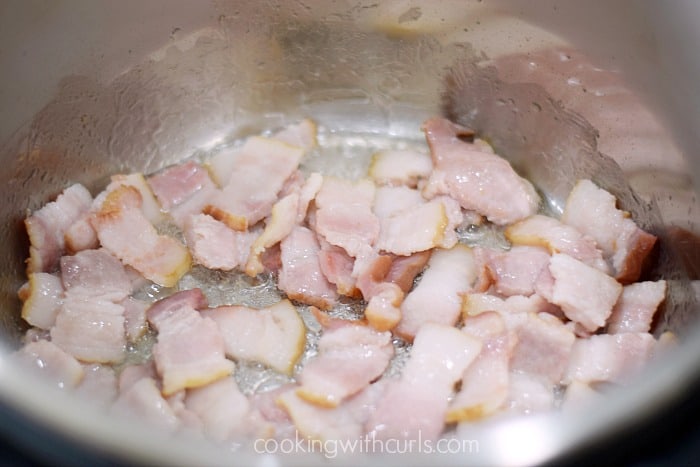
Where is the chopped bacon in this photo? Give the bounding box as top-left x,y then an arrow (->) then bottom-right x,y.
122,297 -> 149,343
108,172 -> 165,225
19,272 -> 64,330
91,185 -> 191,287
314,177 -> 380,258
148,296 -> 234,395
562,179 -> 657,283
351,247 -> 403,331
147,160 -> 217,228
297,324 -> 394,407
272,118 -> 318,152
111,377 -> 180,433
118,362 -> 157,393
462,292 -> 559,318
50,295 -> 126,364
201,300 -> 306,375
204,136 -> 304,230
548,253 -> 623,332
25,183 -> 93,273
565,333 -> 656,384
447,312 -> 515,422
376,197 -> 463,255
505,371 -> 555,414
396,244 -> 478,341
184,213 -> 256,271
508,312 -> 575,385
12,340 -> 84,390
607,280 -> 666,334
147,288 -> 208,326
279,226 -> 338,310
60,249 -> 132,302
64,213 -> 99,254
480,245 -> 551,297
366,323 -> 481,441
368,149 -> 433,187
246,193 -> 299,276
75,364 -> 117,409
185,377 -> 252,442
421,117 -> 539,225
505,214 -> 609,273
385,250 -> 431,293
296,172 -> 323,224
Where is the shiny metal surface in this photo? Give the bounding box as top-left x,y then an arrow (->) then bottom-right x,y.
0,1 -> 697,465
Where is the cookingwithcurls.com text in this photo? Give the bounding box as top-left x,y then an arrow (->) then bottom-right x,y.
254,431 -> 479,459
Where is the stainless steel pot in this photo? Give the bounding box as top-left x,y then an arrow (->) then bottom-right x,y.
0,1 -> 698,465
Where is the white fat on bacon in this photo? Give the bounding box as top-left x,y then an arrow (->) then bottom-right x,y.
548,253 -> 623,332
64,213 -> 99,254
505,214 -> 609,273
279,226 -> 338,310
396,244 -> 478,341
75,364 -> 118,409
297,323 -> 394,407
201,300 -> 305,375
368,149 -> 433,187
111,377 -> 181,433
367,324 -> 481,441
314,177 -> 380,258
122,297 -> 149,343
272,118 -> 318,152
18,272 -> 64,330
422,117 -> 539,225
204,136 -> 304,230
91,185 -> 191,287
147,292 -> 234,396
447,312 -> 516,422
108,173 -> 165,225
25,183 -> 93,273
565,332 -> 656,384
462,292 -> 560,318
562,179 -> 657,283
147,161 -> 217,228
60,249 -> 132,302
184,213 -> 256,271
607,280 -> 667,334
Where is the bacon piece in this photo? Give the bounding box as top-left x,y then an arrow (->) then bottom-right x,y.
607,280 -> 666,334
278,382 -> 385,443
185,377 -> 253,442
314,177 -> 380,257
25,183 -> 93,273
505,214 -> 609,273
19,272 -> 64,330
60,249 -> 132,302
108,172 -> 165,225
318,239 -> 358,297
366,323 -> 481,441
505,371 -> 555,414
147,160 -> 217,228
509,312 -> 575,385
562,179 -> 657,283
462,292 -> 558,318
64,213 -> 99,254
201,300 -> 306,375
376,197 -> 463,255
373,185 -> 425,219
296,172 -> 323,223
118,362 -> 158,393
422,117 -> 539,225
279,226 -> 338,310
368,149 -> 433,187
184,213 -> 256,271
272,118 -> 318,152
147,288 -> 208,324
565,333 -> 656,384
351,247 -> 403,331
111,377 -> 180,433
50,295 -> 126,364
297,324 -> 394,407
12,340 -> 84,390
245,193 -> 299,276
204,137 -> 304,230
148,296 -> 234,396
396,244 -> 478,341
480,245 -> 551,297
91,185 -> 191,287
447,312 -> 515,422
548,253 -> 623,332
